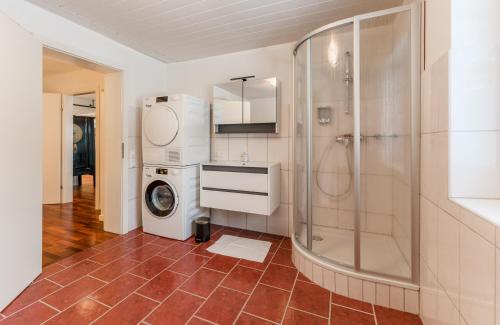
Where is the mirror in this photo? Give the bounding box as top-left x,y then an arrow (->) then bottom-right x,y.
213,77 -> 279,133
213,81 -> 243,125
243,77 -> 278,124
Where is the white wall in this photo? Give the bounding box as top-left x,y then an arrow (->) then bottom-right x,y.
165,42 -> 294,236
448,0 -> 500,199
420,1 -> 500,325
0,11 -> 43,311
0,0 -> 168,233
43,93 -> 63,204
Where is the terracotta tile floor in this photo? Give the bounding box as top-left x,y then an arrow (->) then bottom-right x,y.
1,226 -> 423,325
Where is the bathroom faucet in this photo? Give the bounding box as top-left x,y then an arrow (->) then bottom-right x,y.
241,152 -> 249,163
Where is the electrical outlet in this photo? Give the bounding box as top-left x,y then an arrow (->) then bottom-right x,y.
129,149 -> 137,168
214,151 -> 225,160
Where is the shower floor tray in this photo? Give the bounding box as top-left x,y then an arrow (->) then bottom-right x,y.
299,225 -> 411,278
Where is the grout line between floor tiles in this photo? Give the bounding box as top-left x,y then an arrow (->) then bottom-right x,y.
288,306 -> 329,320
269,261 -> 296,269
30,229 -> 416,325
87,296 -> 112,309
200,266 -> 227,275
126,271 -> 150,281
136,247 -> 221,324
43,278 -> 64,288
87,274 -> 109,284
38,300 -> 61,313
40,277 -> 113,325
243,311 -> 281,324
373,303 -> 379,325
331,302 -> 374,316
194,315 -> 219,324
328,291 -> 332,324
233,237 -> 283,324
258,282 -> 292,293
279,265 -> 299,324
176,288 -> 207,301
183,254 -> 242,324
134,291 -> 162,304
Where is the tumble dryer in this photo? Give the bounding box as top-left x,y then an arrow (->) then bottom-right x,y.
142,94 -> 209,166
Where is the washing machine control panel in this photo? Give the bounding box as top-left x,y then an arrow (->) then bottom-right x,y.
156,168 -> 169,175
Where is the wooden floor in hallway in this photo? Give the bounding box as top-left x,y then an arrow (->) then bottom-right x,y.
42,175 -> 117,266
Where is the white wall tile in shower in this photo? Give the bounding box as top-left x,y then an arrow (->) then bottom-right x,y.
459,223 -> 495,325
323,269 -> 335,292
302,255 -> 313,279
362,281 -> 375,304
312,264 -> 323,287
449,131 -> 500,198
375,283 -> 390,308
459,206 -> 495,244
247,137 -> 267,162
279,103 -> 290,137
363,138 -> 393,176
389,286 -> 404,311
348,277 -> 362,301
437,208 -> 460,306
312,207 -> 339,228
421,196 -> 439,275
228,137 -> 248,161
227,211 -> 247,229
280,170 -> 289,203
335,273 -> 348,297
366,175 -> 393,215
211,209 -> 228,226
365,213 -> 392,235
268,137 -> 289,170
210,136 -> 228,161
267,204 -> 289,236
246,213 -> 267,232
450,45 -> 500,132
404,289 -> 419,315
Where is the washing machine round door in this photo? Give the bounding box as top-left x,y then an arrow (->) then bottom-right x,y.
144,105 -> 179,146
144,180 -> 178,218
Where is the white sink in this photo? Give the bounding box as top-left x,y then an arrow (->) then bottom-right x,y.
203,160 -> 279,168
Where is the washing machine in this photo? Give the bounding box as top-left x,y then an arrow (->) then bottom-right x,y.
142,164 -> 207,240
142,94 -> 209,166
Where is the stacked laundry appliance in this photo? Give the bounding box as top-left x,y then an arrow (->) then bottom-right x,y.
141,94 -> 209,240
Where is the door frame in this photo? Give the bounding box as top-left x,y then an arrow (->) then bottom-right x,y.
42,43 -> 128,235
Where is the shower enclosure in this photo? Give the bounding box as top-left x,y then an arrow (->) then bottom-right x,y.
293,5 -> 420,284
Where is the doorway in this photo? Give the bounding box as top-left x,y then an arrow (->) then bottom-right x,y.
41,48 -> 123,266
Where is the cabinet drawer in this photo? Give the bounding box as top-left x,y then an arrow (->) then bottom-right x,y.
200,188 -> 269,215
201,170 -> 268,193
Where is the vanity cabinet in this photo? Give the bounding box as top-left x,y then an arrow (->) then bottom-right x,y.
200,161 -> 280,216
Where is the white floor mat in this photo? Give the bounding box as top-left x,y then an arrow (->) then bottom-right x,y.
207,235 -> 271,263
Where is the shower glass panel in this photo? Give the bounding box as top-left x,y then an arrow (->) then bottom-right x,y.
293,4 -> 419,284
359,10 -> 413,278
293,41 -> 309,248
310,24 -> 354,267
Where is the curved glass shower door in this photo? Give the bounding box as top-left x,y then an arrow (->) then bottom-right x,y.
293,39 -> 309,247
310,24 -> 355,268
293,4 -> 419,283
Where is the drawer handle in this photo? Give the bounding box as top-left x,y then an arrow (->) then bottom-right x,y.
202,187 -> 268,196
202,165 -> 268,174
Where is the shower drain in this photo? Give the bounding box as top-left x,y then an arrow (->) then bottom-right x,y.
312,235 -> 323,241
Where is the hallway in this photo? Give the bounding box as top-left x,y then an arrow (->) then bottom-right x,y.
42,175 -> 116,266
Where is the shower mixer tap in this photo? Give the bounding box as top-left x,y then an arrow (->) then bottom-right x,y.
335,134 -> 364,146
